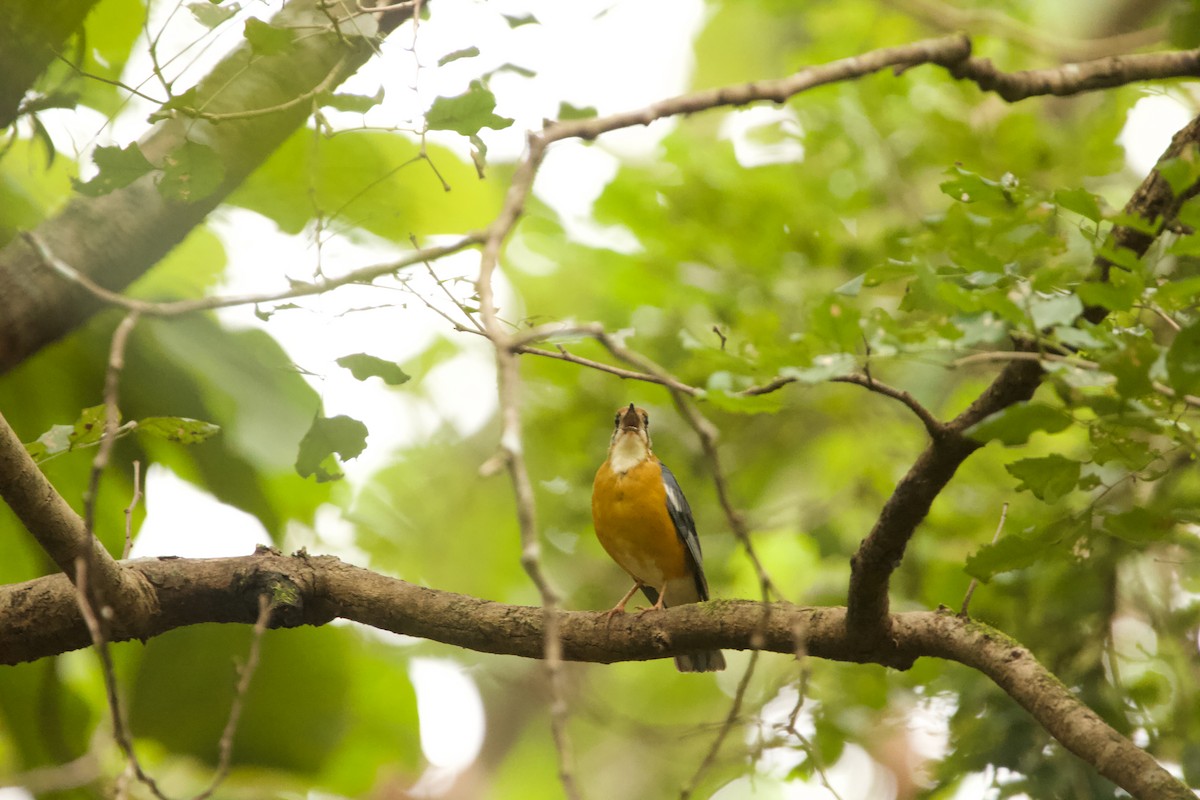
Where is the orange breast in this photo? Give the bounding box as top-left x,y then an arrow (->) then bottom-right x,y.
592,458 -> 689,589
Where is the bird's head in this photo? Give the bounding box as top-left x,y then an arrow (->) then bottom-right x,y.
607,403 -> 652,472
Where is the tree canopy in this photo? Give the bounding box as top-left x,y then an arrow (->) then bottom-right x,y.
1,1 -> 1199,799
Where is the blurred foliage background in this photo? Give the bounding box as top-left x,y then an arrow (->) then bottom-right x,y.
1,0 -> 1200,798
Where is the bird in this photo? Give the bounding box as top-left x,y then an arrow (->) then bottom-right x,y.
591,403 -> 726,672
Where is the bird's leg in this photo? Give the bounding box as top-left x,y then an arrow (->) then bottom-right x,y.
636,585 -> 667,617
605,582 -> 642,623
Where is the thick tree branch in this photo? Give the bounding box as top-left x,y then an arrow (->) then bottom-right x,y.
950,48 -> 1200,102
0,408 -> 155,620
0,0 -> 100,129
846,111 -> 1200,639
829,374 -> 949,439
0,551 -> 1188,800
0,0 -> 418,374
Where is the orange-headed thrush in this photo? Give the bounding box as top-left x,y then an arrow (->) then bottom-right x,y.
592,403 -> 725,672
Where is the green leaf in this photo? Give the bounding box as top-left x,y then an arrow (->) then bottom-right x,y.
863,261 -> 916,287
1095,242 -> 1143,272
438,46 -> 480,66
965,518 -> 1081,580
22,405 -> 115,462
1166,227 -> 1200,255
834,273 -> 865,297
319,88 -> 385,114
244,17 -> 296,55
1181,742 -> 1200,787
1053,187 -> 1105,222
296,414 -> 369,482
158,140 -> 225,202
30,114 -> 60,168
1157,154 -> 1200,197
229,128 -> 500,241
137,417 -> 222,444
1154,274 -> 1200,309
1051,325 -> 1108,351
1077,269 -> 1142,312
1103,507 -> 1173,544
939,166 -> 1017,209
965,534 -> 1046,580
502,13 -> 537,27
1165,321 -> 1200,398
71,404 -> 112,447
148,87 -> 199,122
1101,335 -> 1157,398
557,102 -> 598,121
425,82 -> 514,136
489,63 -> 537,79
1111,211 -> 1158,236
1028,293 -> 1082,329
964,402 -> 1072,446
336,354 -> 411,385
1005,455 -> 1080,502
809,297 -> 862,351
72,143 -> 154,196
1127,670 -> 1171,706
187,1 -> 238,28
23,426 -> 68,462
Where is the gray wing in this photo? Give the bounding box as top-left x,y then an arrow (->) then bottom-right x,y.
658,461 -> 709,601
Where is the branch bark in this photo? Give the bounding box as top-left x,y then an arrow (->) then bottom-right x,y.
0,0 -> 100,129
846,110 -> 1200,640
0,551 -> 1188,800
0,408 -> 156,620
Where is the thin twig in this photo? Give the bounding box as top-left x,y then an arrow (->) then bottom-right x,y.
170,55 -> 352,123
357,0 -> 419,13
77,311 -> 171,798
518,342 -> 684,388
474,132 -> 581,800
411,233 -> 484,332
785,695 -> 843,800
952,350 -> 1099,369
83,311 -> 140,541
1133,302 -> 1183,332
739,375 -> 796,396
73,557 -> 170,800
24,229 -> 484,316
954,349 -> 1200,409
680,651 -> 759,800
960,502 -> 1008,617
540,36 -> 971,145
192,595 -> 273,800
782,649 -> 844,800
830,373 -> 949,439
122,461 -> 142,560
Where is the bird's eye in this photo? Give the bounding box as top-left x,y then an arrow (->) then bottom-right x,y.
642,412 -> 649,427
613,412 -> 620,427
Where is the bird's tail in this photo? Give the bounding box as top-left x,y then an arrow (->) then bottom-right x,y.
640,587 -> 727,672
675,650 -> 726,672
